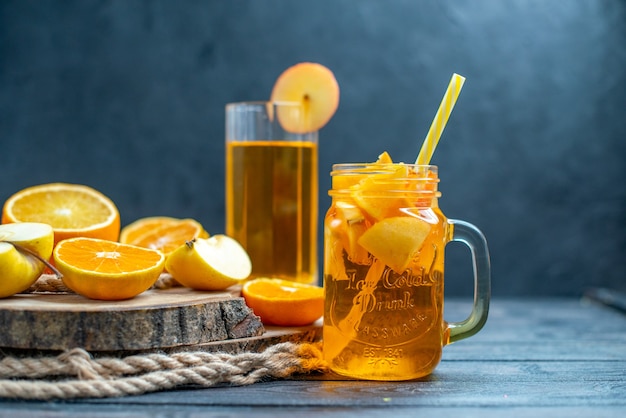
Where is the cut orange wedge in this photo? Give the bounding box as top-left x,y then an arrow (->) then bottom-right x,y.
242,278 -> 324,326
53,237 -> 165,300
2,183 -> 120,245
120,216 -> 208,257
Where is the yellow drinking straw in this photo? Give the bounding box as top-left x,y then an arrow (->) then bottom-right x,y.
416,73 -> 466,165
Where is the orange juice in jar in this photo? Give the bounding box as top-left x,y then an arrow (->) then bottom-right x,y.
323,157 -> 490,380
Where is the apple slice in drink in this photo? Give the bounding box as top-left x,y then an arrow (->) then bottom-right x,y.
375,151 -> 393,164
357,216 -> 432,274
332,151 -> 396,191
334,201 -> 370,265
324,218 -> 348,281
345,219 -> 370,265
352,163 -> 412,220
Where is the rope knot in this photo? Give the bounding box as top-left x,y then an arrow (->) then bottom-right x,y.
296,342 -> 328,372
58,348 -> 102,380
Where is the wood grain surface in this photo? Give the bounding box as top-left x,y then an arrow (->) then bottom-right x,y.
0,286 -> 266,351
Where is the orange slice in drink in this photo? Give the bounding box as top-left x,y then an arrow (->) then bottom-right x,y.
120,216 -> 208,257
53,237 -> 165,300
242,278 -> 324,326
2,183 -> 120,245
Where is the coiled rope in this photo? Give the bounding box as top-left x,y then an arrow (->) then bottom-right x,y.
0,342 -> 327,400
1,275 -> 327,400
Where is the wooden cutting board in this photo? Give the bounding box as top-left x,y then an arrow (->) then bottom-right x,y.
0,280 -> 321,354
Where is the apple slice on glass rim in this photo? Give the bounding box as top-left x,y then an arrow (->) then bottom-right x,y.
270,62 -> 340,133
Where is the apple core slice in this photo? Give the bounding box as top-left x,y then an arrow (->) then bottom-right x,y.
0,222 -> 54,298
357,216 -> 431,274
270,62 -> 340,133
0,222 -> 54,259
165,235 -> 252,291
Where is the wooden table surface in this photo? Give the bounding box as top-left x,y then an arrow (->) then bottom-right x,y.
1,296 -> 625,417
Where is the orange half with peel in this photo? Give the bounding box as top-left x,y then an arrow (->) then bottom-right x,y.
242,278 -> 324,327
120,216 -> 208,257
2,183 -> 120,245
53,237 -> 165,300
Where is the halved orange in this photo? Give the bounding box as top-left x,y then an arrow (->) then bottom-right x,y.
2,183 -> 120,245
119,216 -> 208,257
242,278 -> 324,326
53,237 -> 165,300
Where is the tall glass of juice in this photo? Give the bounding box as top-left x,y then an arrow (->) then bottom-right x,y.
226,102 -> 318,284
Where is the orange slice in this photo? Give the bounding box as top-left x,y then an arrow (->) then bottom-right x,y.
270,62 -> 340,133
120,216 -> 208,257
242,278 -> 324,326
2,183 -> 120,245
53,237 -> 165,300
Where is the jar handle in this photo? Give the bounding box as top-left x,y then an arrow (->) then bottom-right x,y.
446,219 -> 491,343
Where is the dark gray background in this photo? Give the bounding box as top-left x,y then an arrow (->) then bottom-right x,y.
1,0 -> 625,297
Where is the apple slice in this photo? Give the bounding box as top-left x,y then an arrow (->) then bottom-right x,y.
352,163 -> 412,220
331,152 -> 395,191
345,219 -> 370,265
270,62 -> 340,133
375,151 -> 394,164
334,201 -> 370,264
0,222 -> 54,298
165,235 -> 252,291
357,216 -> 431,274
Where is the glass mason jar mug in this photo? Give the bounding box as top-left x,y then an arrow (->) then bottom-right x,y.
323,163 -> 490,380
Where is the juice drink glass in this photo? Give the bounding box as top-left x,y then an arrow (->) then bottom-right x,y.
323,162 -> 490,380
226,102 -> 318,284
